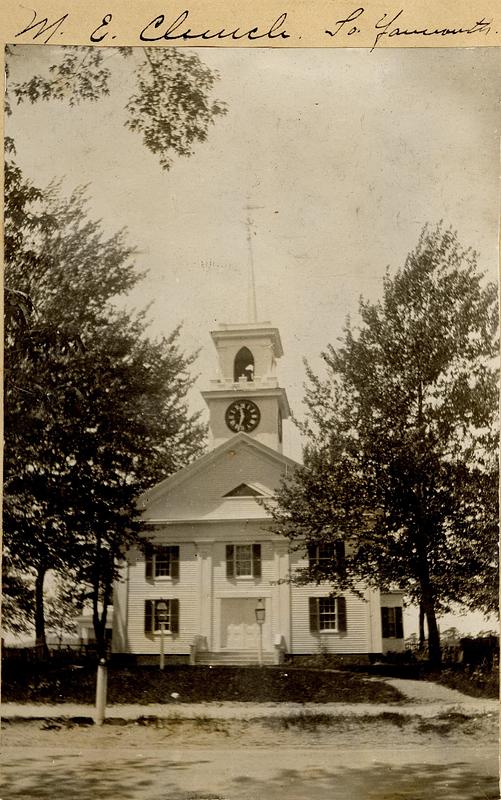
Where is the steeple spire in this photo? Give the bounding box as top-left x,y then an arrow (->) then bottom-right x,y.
244,202 -> 262,323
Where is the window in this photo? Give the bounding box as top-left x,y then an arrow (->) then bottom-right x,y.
234,347 -> 255,382
145,545 -> 180,580
223,483 -> 264,498
308,541 -> 345,571
144,599 -> 180,634
309,596 -> 347,633
226,544 -> 261,578
381,606 -> 403,638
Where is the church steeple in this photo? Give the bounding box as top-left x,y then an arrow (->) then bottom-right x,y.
244,203 -> 259,324
202,207 -> 289,452
201,321 -> 290,453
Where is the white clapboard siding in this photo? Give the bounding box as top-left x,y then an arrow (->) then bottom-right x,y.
289,588 -> 371,654
288,549 -> 372,654
124,542 -> 199,654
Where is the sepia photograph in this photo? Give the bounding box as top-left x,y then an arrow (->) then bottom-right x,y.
2,42 -> 500,799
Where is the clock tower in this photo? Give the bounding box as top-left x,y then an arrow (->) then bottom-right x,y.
201,321 -> 291,453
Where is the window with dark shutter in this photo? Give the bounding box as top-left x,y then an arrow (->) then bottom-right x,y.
310,596 -> 347,632
145,544 -> 154,579
145,545 -> 180,579
337,596 -> 347,632
335,540 -> 346,570
144,599 -> 154,634
170,599 -> 180,635
309,597 -> 319,632
308,541 -> 346,573
381,606 -> 390,638
226,544 -> 262,578
226,545 -> 235,578
170,546 -> 180,580
252,544 -> 261,578
395,607 -> 403,638
381,606 -> 403,638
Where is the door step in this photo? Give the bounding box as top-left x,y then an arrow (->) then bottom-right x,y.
195,650 -> 277,666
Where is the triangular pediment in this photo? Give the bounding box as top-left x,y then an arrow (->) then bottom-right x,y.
138,433 -> 299,522
223,482 -> 266,498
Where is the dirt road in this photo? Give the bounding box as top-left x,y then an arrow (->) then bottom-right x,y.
2,716 -> 497,799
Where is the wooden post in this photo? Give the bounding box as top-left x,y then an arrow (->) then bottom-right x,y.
160,622 -> 166,670
95,658 -> 107,726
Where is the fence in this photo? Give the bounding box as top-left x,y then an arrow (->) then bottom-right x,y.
2,641 -> 109,665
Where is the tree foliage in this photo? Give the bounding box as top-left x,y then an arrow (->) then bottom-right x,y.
3,171 -> 206,652
271,224 -> 498,665
6,45 -> 227,171
4,43 -> 225,650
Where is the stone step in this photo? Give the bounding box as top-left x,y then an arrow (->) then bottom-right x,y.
196,651 -> 277,666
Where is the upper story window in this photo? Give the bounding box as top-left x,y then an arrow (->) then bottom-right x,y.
145,545 -> 180,580
308,541 -> 345,571
234,347 -> 255,382
226,543 -> 261,579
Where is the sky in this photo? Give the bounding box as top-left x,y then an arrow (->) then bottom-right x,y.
5,44 -> 500,635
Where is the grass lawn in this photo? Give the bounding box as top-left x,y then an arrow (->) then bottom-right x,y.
432,667 -> 498,699
2,664 -> 404,705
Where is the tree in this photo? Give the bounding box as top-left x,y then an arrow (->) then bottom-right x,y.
271,224 -> 498,666
45,576 -> 83,647
6,45 -> 227,171
3,175 -> 206,655
4,45 -> 225,652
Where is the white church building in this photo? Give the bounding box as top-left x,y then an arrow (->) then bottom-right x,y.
112,317 -> 404,664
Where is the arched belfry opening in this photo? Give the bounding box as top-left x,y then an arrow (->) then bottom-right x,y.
234,347 -> 255,382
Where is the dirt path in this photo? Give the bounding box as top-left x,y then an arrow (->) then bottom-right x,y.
378,677 -> 491,704
2,717 -> 498,800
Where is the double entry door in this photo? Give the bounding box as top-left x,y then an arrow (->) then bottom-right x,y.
221,598 -> 269,650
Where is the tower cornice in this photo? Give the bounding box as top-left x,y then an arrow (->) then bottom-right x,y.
210,323 -> 284,359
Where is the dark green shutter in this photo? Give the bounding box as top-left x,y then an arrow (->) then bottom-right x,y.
170,546 -> 180,580
381,607 -> 390,638
145,543 -> 154,579
309,597 -> 319,632
337,596 -> 347,632
307,543 -> 316,567
395,606 -> 403,639
335,540 -> 346,570
170,599 -> 179,635
226,545 -> 235,578
252,544 -> 261,578
144,599 -> 153,634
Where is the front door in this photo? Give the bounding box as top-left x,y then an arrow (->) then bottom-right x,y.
221,598 -> 270,650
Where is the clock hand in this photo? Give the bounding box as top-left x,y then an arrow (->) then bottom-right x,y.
238,406 -> 245,429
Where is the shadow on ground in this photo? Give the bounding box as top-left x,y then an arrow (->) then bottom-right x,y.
1,755 -> 498,800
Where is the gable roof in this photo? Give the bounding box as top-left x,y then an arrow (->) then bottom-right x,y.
138,432 -> 299,511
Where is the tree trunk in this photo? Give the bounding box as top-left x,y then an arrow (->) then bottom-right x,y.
92,597 -> 107,659
418,604 -> 426,650
421,590 -> 441,668
91,536 -> 114,660
34,565 -> 48,658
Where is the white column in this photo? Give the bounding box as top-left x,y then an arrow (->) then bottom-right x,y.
196,541 -> 214,649
274,541 -> 291,651
367,587 -> 383,653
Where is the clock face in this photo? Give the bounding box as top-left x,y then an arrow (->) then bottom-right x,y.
225,399 -> 261,433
